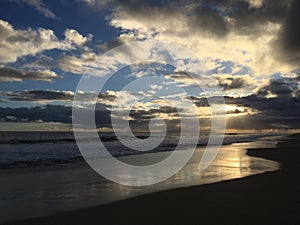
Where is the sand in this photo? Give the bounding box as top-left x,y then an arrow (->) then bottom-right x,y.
5,134 -> 300,225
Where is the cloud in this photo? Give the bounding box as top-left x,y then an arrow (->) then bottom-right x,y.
1,90 -> 74,102
1,1 -> 300,132
0,102 -> 182,131
258,78 -> 298,97
13,0 -> 58,19
0,84 -> 299,131
64,29 -> 93,46
107,0 -> 300,75
129,106 -> 179,121
217,77 -> 247,90
0,89 -> 120,104
190,91 -> 300,130
225,96 -> 300,118
97,35 -> 135,52
0,19 -> 66,63
0,66 -> 61,82
58,51 -> 96,74
275,0 -> 300,65
24,50 -> 96,75
246,0 -> 265,8
263,80 -> 293,96
78,0 -> 115,9
0,104 -> 112,128
191,75 -> 300,118
0,105 -> 72,123
0,19 -> 91,64
1,92 -> 299,131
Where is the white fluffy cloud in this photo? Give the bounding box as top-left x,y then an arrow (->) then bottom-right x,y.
0,19 -> 92,64
64,29 -> 93,46
0,19 -> 67,63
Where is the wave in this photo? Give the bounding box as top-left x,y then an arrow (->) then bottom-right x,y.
0,133 -> 275,170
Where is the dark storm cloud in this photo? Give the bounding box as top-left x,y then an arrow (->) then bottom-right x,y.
0,105 -> 72,123
224,94 -> 300,129
0,90 -> 118,103
129,110 -> 155,120
227,113 -> 300,130
217,77 -> 246,90
241,95 -> 300,117
0,67 -> 61,82
224,0 -> 290,32
129,106 -> 178,121
188,76 -> 300,129
1,91 -> 299,130
110,0 -> 300,67
262,80 -> 293,96
3,90 -> 74,102
222,77 -> 300,118
0,104 -> 112,127
190,5 -> 230,38
0,101 -> 182,131
189,96 -> 209,107
257,78 -> 298,97
171,0 -> 291,27
98,92 -> 117,102
277,0 -> 300,61
111,0 -> 230,38
202,0 -> 300,64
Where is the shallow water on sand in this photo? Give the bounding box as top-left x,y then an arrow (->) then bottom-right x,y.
0,139 -> 279,223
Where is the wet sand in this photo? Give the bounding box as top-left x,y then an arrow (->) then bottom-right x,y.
5,134 -> 300,225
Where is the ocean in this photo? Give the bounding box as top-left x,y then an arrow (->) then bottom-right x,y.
0,132 -> 281,223
0,131 -> 277,169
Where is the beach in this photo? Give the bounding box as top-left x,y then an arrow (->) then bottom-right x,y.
2,0 -> 300,224
3,134 -> 299,225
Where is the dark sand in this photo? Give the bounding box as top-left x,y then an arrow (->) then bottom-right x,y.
5,134 -> 300,225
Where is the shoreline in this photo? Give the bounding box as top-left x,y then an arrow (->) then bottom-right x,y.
0,133 -> 280,174
4,134 -> 300,225
0,133 -> 275,171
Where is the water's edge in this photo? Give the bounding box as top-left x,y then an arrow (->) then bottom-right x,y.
0,137 -> 280,223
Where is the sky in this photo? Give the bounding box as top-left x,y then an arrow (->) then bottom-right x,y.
0,0 -> 299,132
